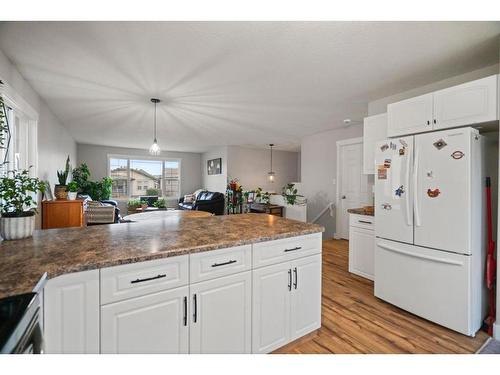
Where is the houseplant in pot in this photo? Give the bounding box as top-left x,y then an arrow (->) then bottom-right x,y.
55,156 -> 70,199
0,168 -> 45,240
67,181 -> 78,200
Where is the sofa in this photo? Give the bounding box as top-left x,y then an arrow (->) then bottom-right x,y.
178,190 -> 225,215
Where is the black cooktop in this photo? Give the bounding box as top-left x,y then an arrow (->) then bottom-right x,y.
0,293 -> 37,351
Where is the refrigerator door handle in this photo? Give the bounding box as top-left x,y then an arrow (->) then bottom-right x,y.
404,144 -> 411,226
377,242 -> 464,266
413,146 -> 421,227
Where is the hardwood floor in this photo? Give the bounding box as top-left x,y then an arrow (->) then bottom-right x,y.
274,239 -> 489,354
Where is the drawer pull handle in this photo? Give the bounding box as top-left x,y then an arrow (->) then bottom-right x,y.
284,246 -> 302,252
183,296 -> 187,326
193,294 -> 197,323
211,260 -> 237,268
358,220 -> 372,224
293,267 -> 298,289
288,269 -> 292,291
130,274 -> 166,284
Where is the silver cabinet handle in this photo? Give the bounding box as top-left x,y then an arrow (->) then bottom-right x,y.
288,269 -> 292,291
293,267 -> 298,289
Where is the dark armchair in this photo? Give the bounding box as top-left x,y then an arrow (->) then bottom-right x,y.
178,191 -> 225,215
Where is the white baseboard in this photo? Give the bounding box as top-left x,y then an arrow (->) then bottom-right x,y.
494,322 -> 500,340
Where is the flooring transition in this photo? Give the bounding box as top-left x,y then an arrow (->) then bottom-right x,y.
274,239 -> 489,354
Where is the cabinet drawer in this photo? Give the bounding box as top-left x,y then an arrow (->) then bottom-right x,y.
349,214 -> 374,230
101,255 -> 188,305
253,233 -> 322,268
190,245 -> 251,283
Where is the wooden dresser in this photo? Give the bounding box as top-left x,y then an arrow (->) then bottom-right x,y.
42,200 -> 84,229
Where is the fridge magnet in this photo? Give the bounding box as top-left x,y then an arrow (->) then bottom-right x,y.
377,166 -> 387,180
383,158 -> 391,168
427,188 -> 441,198
395,185 -> 405,197
380,144 -> 389,152
381,203 -> 392,210
451,150 -> 465,160
399,139 -> 408,147
390,142 -> 397,150
433,139 -> 447,150
398,147 -> 406,156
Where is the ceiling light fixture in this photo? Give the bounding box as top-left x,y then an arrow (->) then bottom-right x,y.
268,144 -> 275,183
149,98 -> 161,156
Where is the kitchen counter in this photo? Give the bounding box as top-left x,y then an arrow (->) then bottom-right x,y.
347,207 -> 374,216
0,213 -> 323,299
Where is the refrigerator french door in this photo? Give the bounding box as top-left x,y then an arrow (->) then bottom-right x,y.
374,127 -> 485,336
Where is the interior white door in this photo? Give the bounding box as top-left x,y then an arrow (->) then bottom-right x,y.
190,271 -> 251,354
434,75 -> 498,130
100,286 -> 189,354
252,261 -> 291,354
374,136 -> 414,244
387,93 -> 433,137
414,128 -> 474,254
338,140 -> 370,239
290,254 -> 322,341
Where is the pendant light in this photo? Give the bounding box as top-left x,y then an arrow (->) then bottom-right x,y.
149,98 -> 161,155
268,143 -> 275,183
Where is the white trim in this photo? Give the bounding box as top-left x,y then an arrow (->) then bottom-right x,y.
335,137 -> 364,239
0,77 -> 38,121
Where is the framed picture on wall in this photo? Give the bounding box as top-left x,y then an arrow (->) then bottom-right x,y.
207,158 -> 222,175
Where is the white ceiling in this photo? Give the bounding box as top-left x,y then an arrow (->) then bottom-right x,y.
0,22 -> 499,153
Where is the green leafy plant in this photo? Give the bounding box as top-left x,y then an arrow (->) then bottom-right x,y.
67,181 -> 78,193
0,168 -> 45,217
72,163 -> 90,190
153,198 -> 167,208
85,177 -> 113,201
56,156 -> 71,185
146,188 -> 161,196
255,187 -> 270,204
282,183 -> 298,205
127,198 -> 141,211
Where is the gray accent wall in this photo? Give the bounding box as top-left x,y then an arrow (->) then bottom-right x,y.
76,143 -> 202,197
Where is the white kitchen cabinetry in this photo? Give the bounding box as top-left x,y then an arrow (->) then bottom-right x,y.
44,270 -> 100,354
348,214 -> 375,280
101,286 -> 189,354
190,271 -> 252,353
433,75 -> 498,130
387,93 -> 434,137
388,75 -> 498,137
252,254 -> 322,354
363,113 -> 388,174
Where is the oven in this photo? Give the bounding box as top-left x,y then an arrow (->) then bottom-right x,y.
0,292 -> 43,354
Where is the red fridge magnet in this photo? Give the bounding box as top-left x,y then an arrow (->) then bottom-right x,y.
381,203 -> 392,210
383,159 -> 391,168
427,188 -> 441,198
377,166 -> 387,180
451,150 -> 465,160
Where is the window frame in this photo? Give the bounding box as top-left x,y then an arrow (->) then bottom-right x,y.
107,154 -> 182,201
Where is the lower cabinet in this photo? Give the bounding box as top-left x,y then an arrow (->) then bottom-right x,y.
100,286 -> 189,354
44,270 -> 100,354
348,216 -> 375,280
252,254 -> 321,354
190,271 -> 251,353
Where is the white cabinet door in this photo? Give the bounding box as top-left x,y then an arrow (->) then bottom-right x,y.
101,286 -> 189,354
387,93 -> 433,137
44,270 -> 100,354
190,271 -> 251,353
252,261 -> 292,354
363,113 -> 388,174
290,254 -> 322,341
348,225 -> 375,280
434,75 -> 498,130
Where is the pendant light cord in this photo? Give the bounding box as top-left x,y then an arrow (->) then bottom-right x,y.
154,101 -> 157,142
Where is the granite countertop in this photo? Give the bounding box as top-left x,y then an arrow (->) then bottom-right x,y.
347,207 -> 375,216
0,213 -> 324,299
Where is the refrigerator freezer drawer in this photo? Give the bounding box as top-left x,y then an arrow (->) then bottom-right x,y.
374,239 -> 479,336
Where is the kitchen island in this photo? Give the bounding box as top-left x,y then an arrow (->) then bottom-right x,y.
0,213 -> 324,354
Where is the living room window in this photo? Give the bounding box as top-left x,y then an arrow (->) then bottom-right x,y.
108,155 -> 181,201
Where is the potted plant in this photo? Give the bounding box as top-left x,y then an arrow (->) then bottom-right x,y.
282,183 -> 298,205
67,181 -> 78,200
127,198 -> 141,213
153,198 -> 167,209
55,156 -> 70,199
0,169 -> 45,240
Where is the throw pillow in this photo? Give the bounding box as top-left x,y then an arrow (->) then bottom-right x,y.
184,194 -> 196,203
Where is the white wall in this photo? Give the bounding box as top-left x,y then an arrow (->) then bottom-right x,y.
76,143 -> 202,197
201,146 -> 228,193
0,48 -> 77,188
368,64 -> 499,116
227,146 -> 299,193
301,125 -> 364,238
